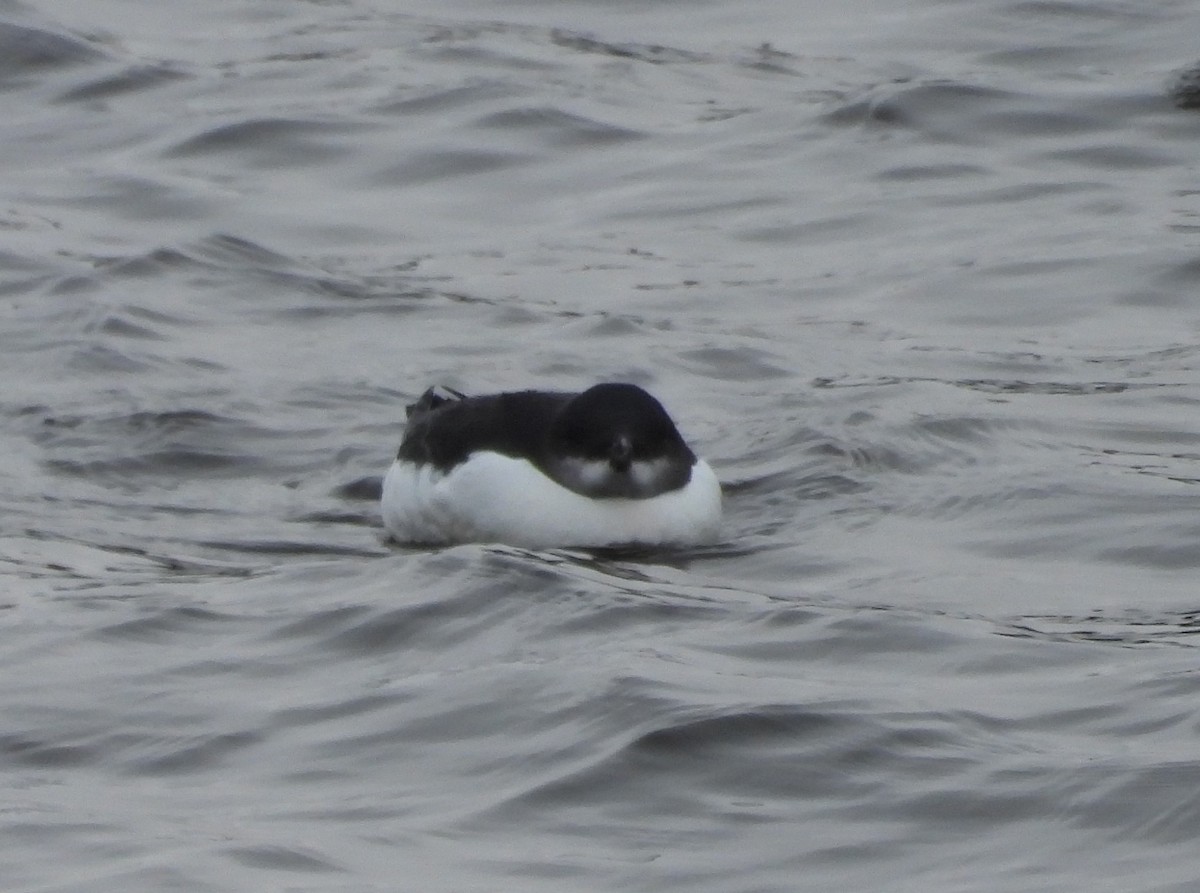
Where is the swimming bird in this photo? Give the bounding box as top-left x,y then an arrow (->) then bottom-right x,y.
381,383 -> 722,548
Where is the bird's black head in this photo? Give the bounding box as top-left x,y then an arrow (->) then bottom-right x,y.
544,383 -> 695,499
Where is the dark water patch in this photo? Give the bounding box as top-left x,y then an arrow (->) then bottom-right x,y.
26,405 -> 343,512
519,579 -> 735,638
696,102 -> 760,124
516,542 -> 774,591
0,732 -> 100,768
530,549 -> 666,584
162,237 -> 429,309
1008,612 -> 1200,648
0,267 -> 61,300
60,864 -> 220,893
951,378 -> 1135,396
885,786 -> 1047,828
276,802 -> 401,823
803,410 -> 1022,481
612,193 -> 786,227
538,594 -> 723,638
294,509 -> 380,529
269,291 -> 431,319
196,539 -> 387,559
814,372 -> 1147,397
419,22 -> 564,72
0,534 -> 255,588
122,729 -> 263,775
549,30 -> 709,66
92,246 -> 198,278
961,466 -> 1200,572
908,414 -> 1008,445
63,342 -> 156,375
726,468 -> 866,502
632,708 -> 848,758
1130,666 -> 1200,699
806,439 -> 923,475
1003,0 -> 1152,22
1170,62 -> 1200,110
53,234 -> 426,326
268,604 -> 374,642
269,692 -> 415,738
5,722 -> 264,777
722,411 -> 870,527
0,21 -> 106,82
93,312 -> 167,341
182,231 -> 368,302
93,303 -> 197,338
190,232 -> 294,269
0,224 -> 67,264
56,63 -> 190,103
979,44 -> 1116,69
973,107 -> 1104,138
822,81 -> 1019,135
165,117 -> 374,167
54,174 -> 219,223
1088,344 -> 1200,369
1104,763 -> 1200,844
224,844 -> 345,874
876,162 -> 989,181
733,41 -> 806,77
670,346 -> 794,381
1167,191 -> 1200,234
376,80 -> 519,116
1039,143 -> 1176,169
581,542 -> 765,574
931,178 -> 1101,206
574,314 -> 648,338
34,409 -> 271,471
186,235 -> 417,305
477,106 -> 643,147
160,659 -> 254,679
736,212 -> 874,245
311,585 -> 533,655
499,702 -> 883,817
1153,255 -> 1200,287
1100,541 -> 1200,570
800,611 -> 970,662
94,606 -> 245,644
978,2 -> 1161,69
375,148 -> 532,185
824,77 -> 1183,177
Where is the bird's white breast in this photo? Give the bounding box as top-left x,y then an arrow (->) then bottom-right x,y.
381,451 -> 722,548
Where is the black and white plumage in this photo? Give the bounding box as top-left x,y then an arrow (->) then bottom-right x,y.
381,383 -> 722,548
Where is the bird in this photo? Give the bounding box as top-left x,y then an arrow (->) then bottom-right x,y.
381,382 -> 722,548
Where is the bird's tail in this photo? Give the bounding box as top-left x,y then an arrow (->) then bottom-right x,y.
405,385 -> 467,420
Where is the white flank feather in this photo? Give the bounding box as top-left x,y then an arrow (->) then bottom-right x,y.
381,452 -> 722,548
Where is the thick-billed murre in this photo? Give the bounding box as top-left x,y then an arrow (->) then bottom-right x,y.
381,383 -> 722,548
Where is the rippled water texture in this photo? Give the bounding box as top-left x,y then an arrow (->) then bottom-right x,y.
4,0 -> 1200,890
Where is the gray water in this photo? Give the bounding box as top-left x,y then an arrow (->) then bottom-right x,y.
4,0 -> 1200,890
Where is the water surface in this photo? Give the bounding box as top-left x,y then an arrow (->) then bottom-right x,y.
4,0 -> 1200,890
